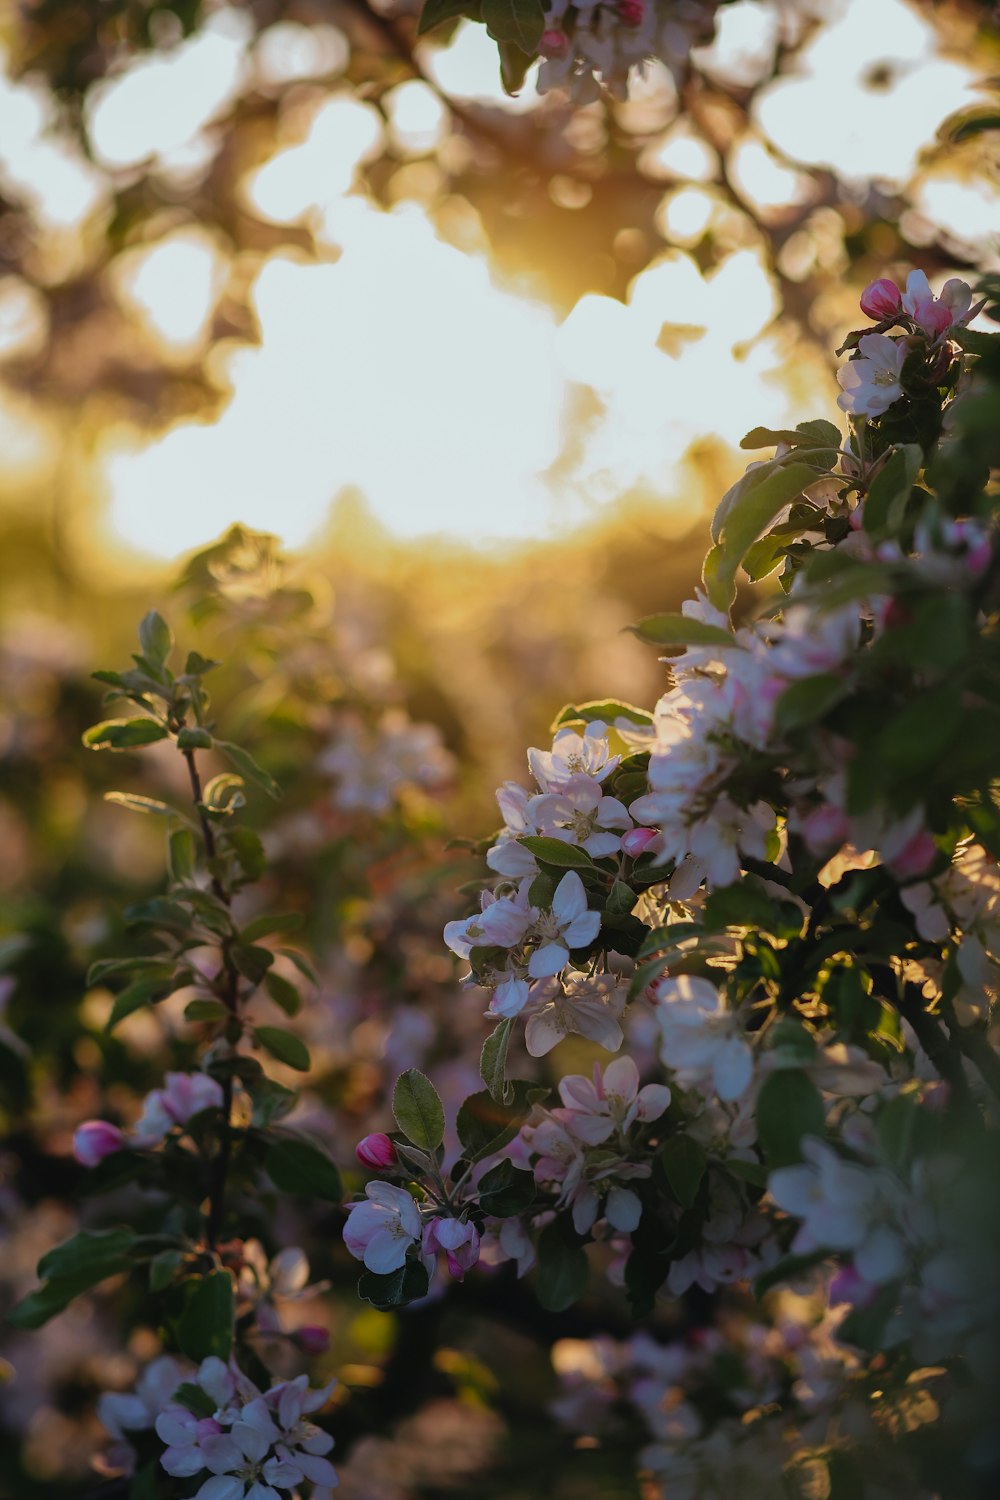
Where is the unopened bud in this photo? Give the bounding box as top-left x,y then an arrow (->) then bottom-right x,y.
621,827 -> 657,858
355,1132 -> 396,1171
295,1325 -> 331,1355
859,278 -> 901,321
73,1120 -> 125,1167
540,29 -> 570,57
617,0 -> 645,25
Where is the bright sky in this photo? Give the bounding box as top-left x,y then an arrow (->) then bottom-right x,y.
0,0 -> 994,559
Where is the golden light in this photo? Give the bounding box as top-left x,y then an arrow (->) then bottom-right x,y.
254,21 -> 350,89
419,21 -> 540,113
111,230 -> 229,355
85,8 -> 251,170
754,0 -> 978,187
0,276 -> 49,362
383,81 -> 449,158
244,96 -> 385,224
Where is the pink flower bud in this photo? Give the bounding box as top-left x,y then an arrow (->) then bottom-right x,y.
295,1325 -> 331,1355
621,827 -> 657,858
355,1133 -> 397,1171
828,1263 -> 878,1309
859,278 -> 901,320
73,1120 -> 125,1167
616,0 -> 645,25
540,29 -> 570,57
888,827 -> 937,879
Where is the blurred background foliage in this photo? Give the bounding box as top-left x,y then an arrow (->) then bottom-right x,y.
1,0 -> 999,1495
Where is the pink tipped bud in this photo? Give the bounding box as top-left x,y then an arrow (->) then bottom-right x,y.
355,1132 -> 396,1171
540,29 -> 570,57
621,827 -> 657,858
860,278 -> 901,321
617,0 -> 645,25
295,1325 -> 331,1355
73,1120 -> 125,1167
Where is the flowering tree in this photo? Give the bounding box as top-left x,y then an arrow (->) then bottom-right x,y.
4,6 -> 1000,1499
344,265 -> 1000,1494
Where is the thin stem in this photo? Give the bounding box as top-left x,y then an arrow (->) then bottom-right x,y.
180,740 -> 242,1248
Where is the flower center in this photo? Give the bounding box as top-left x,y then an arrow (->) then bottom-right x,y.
872,367 -> 898,386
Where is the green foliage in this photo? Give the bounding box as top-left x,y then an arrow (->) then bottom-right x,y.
9,1229 -> 138,1328
657,1134 -> 707,1208
480,1017 -> 515,1102
254,1025 -> 311,1072
535,1224 -> 588,1312
391,1069 -> 446,1152
177,1271 -> 235,1361
755,1071 -> 825,1167
265,1136 -> 343,1202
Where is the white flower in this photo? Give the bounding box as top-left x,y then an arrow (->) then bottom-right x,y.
486,781 -> 541,878
654,975 -> 753,1102
528,719 -> 620,791
342,1181 -> 423,1274
524,971 -> 625,1057
132,1071 -> 225,1147
98,1356 -> 188,1440
530,773 -> 633,858
527,870 -> 601,978
768,1137 -> 905,1282
836,333 -> 907,417
558,1056 -> 670,1145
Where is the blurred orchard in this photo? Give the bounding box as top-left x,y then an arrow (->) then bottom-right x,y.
1,2 -> 999,1498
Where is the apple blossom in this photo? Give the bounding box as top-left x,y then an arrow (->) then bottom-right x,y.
132,1070 -> 225,1147
73,1118 -> 125,1166
423,1215 -> 481,1278
525,869 -> 601,979
654,975 -> 753,1102
859,278 -> 902,321
530,773 -> 633,858
836,333 -> 907,417
558,1057 -> 670,1145
342,1180 -> 423,1273
355,1132 -> 397,1170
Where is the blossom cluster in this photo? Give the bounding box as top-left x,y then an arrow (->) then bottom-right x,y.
537,0 -> 718,101
100,1355 -> 337,1500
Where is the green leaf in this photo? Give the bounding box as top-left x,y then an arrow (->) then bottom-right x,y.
266,1136 -> 343,1202
250,1077 -> 299,1127
226,827 -> 266,882
477,1159 -> 535,1217
265,970 -> 301,1016
149,1249 -> 186,1292
170,1381 -> 217,1419
629,614 -> 738,650
416,0 -> 475,34
519,836 -> 597,870
551,699 -> 653,731
176,726 -> 213,751
139,611 -> 173,666
9,1230 -> 137,1328
106,975 -> 177,1030
177,1271 -> 234,1361
241,912 -> 304,943
774,673 -> 847,732
392,1068 -> 446,1152
202,773 -> 246,813
864,443 -> 922,537
183,650 -> 220,678
498,38 -> 533,94
184,998 -> 228,1022
755,1070 -> 825,1167
876,685 -> 961,774
38,1228 -> 137,1282
168,828 -> 198,883
455,1080 -> 544,1159
482,0 -> 544,54
606,880 -> 636,917
358,1259 -> 429,1311
254,1026 -> 311,1072
657,1135 -> 707,1208
83,718 -> 168,750
710,461 -> 818,605
740,420 -> 841,451
104,791 -> 175,817
535,1225 -> 588,1311
481,1018 -> 514,1103
216,740 -> 282,799
232,943 -> 275,986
